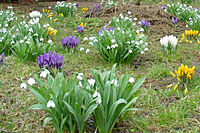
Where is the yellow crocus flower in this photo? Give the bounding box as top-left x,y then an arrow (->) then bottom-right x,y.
184,88 -> 189,94
170,71 -> 176,78
177,77 -> 181,82
187,73 -> 191,79
174,84 -> 178,91
189,40 -> 192,44
167,84 -> 173,88
53,18 -> 58,22
185,40 -> 189,43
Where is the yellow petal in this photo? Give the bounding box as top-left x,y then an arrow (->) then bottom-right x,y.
184,88 -> 189,94
174,84 -> 178,91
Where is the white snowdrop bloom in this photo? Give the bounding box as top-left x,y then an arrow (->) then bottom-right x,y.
5,24 -> 8,27
34,33 -> 38,36
186,25 -> 188,28
141,51 -> 145,54
20,83 -> 27,89
139,40 -> 143,44
20,40 -> 24,44
117,27 -> 121,31
136,30 -> 140,33
40,69 -> 50,78
107,46 -> 111,49
24,36 -> 27,40
114,44 -> 118,47
129,77 -> 135,83
88,78 -> 95,87
128,11 -> 131,15
86,48 -> 90,54
111,79 -> 118,86
140,28 -> 144,32
111,39 -> 116,43
127,41 -> 130,44
124,17 -> 129,21
138,22 -> 141,25
26,40 -> 31,44
78,81 -> 82,87
29,28 -> 33,32
96,98 -> 102,104
109,21 -> 111,24
47,100 -> 55,108
77,73 -> 83,80
29,11 -> 42,18
93,39 -> 98,42
131,40 -> 134,43
116,19 -> 119,22
89,36 -> 96,41
28,78 -> 36,86
40,37 -> 44,42
0,24 -> 1,27
93,91 -> 101,98
122,31 -> 125,34
0,39 -> 2,42
129,34 -> 132,37
48,39 -> 53,44
135,41 -> 139,45
140,34 -> 144,37
16,29 -> 19,32
119,13 -> 123,17
144,47 -> 148,51
133,17 -> 137,21
111,45 -> 115,48
83,37 -> 88,41
89,42 -> 93,46
11,40 -> 14,44
129,49 -> 133,53
145,42 -> 148,46
80,47 -> 84,51
7,6 -> 13,9
48,6 -> 51,9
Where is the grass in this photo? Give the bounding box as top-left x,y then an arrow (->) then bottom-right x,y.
1,1 -> 200,132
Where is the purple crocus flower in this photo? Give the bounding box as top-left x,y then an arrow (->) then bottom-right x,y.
97,27 -> 114,35
140,19 -> 150,29
172,17 -> 178,25
0,52 -> 4,64
77,26 -> 84,34
61,36 -> 79,49
37,51 -> 63,70
93,4 -> 101,11
76,3 -> 79,7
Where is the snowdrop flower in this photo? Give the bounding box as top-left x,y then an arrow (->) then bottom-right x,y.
29,28 -> 33,32
136,30 -> 140,33
83,37 -> 88,41
20,83 -> 27,89
89,42 -> 93,45
47,100 -> 55,108
122,31 -> 125,34
129,77 -> 135,83
28,78 -> 36,86
117,27 -> 121,31
114,44 -> 118,47
139,40 -> 143,44
133,17 -> 137,21
80,47 -> 84,51
11,40 -> 14,44
7,6 -> 13,9
111,39 -> 116,43
131,40 -> 134,43
93,39 -> 98,42
77,73 -> 83,80
96,98 -> 102,104
86,49 -> 90,54
144,48 -> 148,51
116,19 -> 119,22
48,39 -> 53,44
29,11 -> 42,18
93,91 -> 101,98
88,78 -> 95,87
20,40 -> 24,44
111,79 -> 118,86
140,28 -> 144,32
40,69 -> 50,78
89,36 -> 96,41
141,51 -> 145,54
129,49 -> 133,53
24,36 -> 27,40
78,81 -> 82,87
40,37 -> 44,42
33,33 -> 38,36
128,11 -> 131,15
5,24 -> 8,27
129,34 -> 132,37
26,40 -> 31,44
107,46 -> 111,49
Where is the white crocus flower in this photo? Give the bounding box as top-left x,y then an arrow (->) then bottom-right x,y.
129,77 -> 135,83
47,100 -> 55,108
28,78 -> 36,86
20,83 -> 27,89
40,69 -> 50,78
88,78 -> 95,87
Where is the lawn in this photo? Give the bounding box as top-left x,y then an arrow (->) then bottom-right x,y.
0,0 -> 200,132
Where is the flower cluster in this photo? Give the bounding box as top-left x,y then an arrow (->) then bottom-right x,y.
160,35 -> 178,54
82,8 -> 89,12
77,23 -> 86,34
55,2 -> 77,17
48,26 -> 58,36
93,4 -> 102,12
29,11 -> 42,18
179,30 -> 200,44
139,19 -> 150,33
37,51 -> 63,70
169,64 -> 195,93
97,27 -> 114,35
61,36 -> 79,50
0,52 -> 4,65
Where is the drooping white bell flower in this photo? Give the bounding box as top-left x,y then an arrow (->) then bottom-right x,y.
40,69 -> 50,78
29,11 -> 42,18
20,83 -> 27,89
28,78 -> 36,86
88,78 -> 95,87
129,77 -> 135,83
47,100 -> 55,108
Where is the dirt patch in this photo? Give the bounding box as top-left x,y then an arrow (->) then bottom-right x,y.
87,4 -> 186,39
